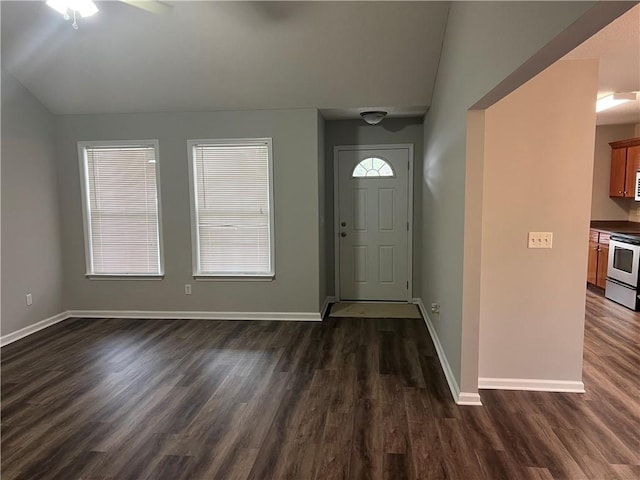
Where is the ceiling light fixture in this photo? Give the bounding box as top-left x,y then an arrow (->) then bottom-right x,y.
360,111 -> 388,125
595,92 -> 637,113
46,0 -> 98,29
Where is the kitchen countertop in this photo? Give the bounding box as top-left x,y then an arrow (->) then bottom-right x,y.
590,221 -> 640,235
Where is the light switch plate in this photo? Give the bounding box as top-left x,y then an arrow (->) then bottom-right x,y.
528,232 -> 553,249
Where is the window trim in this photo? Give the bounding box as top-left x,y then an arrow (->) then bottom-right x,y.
186,138 -> 275,279
77,139 -> 165,279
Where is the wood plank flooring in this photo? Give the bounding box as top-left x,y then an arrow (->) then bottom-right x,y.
1,289 -> 638,479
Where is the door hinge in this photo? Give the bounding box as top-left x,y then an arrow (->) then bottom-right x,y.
406,281 -> 409,289
407,222 -> 410,231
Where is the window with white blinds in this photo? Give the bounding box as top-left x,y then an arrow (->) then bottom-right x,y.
188,139 -> 274,277
79,141 -> 163,276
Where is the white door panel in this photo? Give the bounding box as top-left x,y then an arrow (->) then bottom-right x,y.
337,147 -> 410,301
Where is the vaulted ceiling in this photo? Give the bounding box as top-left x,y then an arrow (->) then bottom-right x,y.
3,1 -> 637,125
1,1 -> 449,116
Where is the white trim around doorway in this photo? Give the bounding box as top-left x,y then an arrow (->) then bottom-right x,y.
333,144 -> 414,303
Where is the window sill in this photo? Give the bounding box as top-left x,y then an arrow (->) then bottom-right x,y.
86,274 -> 165,281
194,274 -> 275,282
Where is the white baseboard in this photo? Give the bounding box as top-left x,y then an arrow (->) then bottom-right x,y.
67,310 -> 323,322
1,308 -> 325,347
1,311 -> 71,347
457,392 -> 483,405
412,298 -> 482,406
478,377 -> 585,393
320,296 -> 335,319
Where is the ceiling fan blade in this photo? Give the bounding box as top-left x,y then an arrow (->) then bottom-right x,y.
119,0 -> 173,15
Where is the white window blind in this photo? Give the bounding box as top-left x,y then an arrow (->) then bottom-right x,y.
189,139 -> 274,277
79,141 -> 163,276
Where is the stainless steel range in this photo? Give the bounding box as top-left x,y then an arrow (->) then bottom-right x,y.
605,233 -> 640,310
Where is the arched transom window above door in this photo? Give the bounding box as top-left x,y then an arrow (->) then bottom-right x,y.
352,157 -> 395,178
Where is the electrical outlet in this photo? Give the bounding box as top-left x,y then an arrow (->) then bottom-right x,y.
528,232 -> 553,249
26,293 -> 33,306
431,303 -> 440,314
184,284 -> 192,295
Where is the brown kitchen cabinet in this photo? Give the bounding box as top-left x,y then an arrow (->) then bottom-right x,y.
587,242 -> 598,284
596,243 -> 609,289
587,229 -> 609,288
609,137 -> 640,198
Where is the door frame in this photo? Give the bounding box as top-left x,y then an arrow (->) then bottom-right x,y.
333,143 -> 414,303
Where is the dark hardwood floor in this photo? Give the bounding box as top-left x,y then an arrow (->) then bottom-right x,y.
1,289 -> 639,479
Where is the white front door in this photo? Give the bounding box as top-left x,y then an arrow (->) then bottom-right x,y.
336,146 -> 411,301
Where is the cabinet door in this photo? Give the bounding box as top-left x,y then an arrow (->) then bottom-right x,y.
610,147 -> 627,197
626,145 -> 640,198
624,147 -> 640,198
596,244 -> 609,289
587,241 -> 599,285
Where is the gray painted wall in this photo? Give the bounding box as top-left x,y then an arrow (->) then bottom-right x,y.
324,117 -> 424,298
55,109 -> 321,314
421,1 -> 615,395
1,71 -> 63,335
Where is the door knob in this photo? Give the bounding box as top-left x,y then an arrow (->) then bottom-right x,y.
340,232 -> 347,237
341,222 -> 346,227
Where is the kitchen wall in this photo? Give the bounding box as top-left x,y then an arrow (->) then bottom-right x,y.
1,71 -> 64,336
323,117 -> 424,298
479,59 -> 598,384
56,109 -> 322,315
591,124 -> 637,221
420,1 -> 626,398
627,206 -> 640,223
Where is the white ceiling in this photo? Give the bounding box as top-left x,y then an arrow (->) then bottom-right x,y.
0,1 -> 449,116
565,4 -> 640,126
